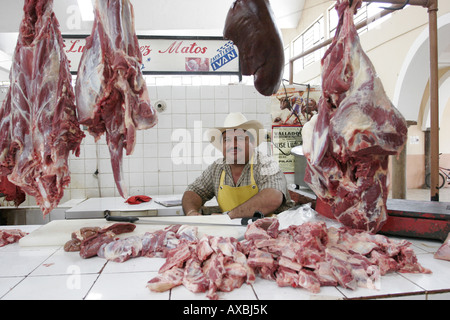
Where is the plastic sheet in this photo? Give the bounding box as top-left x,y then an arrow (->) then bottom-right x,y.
277,203 -> 343,230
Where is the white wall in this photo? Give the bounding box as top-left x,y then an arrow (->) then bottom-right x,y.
0,78 -> 275,207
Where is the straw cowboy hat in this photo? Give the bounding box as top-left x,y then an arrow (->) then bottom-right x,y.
207,112 -> 265,150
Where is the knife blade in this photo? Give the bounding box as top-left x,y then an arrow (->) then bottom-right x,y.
104,212 -> 246,228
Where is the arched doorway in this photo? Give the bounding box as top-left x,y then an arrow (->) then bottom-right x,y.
393,12 -> 450,124
392,12 -> 450,191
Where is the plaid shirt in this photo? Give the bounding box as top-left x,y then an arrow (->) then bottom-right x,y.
186,151 -> 293,214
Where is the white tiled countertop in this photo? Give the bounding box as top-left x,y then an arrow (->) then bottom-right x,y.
1,225 -> 449,300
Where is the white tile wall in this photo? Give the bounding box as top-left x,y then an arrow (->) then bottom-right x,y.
0,80 -> 274,207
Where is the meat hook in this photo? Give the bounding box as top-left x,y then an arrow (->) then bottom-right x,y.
380,0 -> 410,11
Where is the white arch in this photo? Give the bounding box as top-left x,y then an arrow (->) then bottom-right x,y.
393,12 -> 450,124
422,70 -> 450,130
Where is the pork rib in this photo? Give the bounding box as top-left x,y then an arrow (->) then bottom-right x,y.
75,0 -> 157,197
0,0 -> 84,215
303,0 -> 407,232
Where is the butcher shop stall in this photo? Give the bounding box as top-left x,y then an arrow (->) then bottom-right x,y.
1,0 -> 450,305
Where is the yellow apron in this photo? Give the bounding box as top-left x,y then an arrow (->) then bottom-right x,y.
217,161 -> 259,212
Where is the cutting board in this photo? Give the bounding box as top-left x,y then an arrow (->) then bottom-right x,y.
19,215 -> 246,247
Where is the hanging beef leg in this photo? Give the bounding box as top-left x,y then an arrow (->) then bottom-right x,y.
75,0 -> 157,198
302,0 -> 407,232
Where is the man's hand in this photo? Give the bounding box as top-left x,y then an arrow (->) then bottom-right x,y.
186,210 -> 202,216
228,188 -> 283,219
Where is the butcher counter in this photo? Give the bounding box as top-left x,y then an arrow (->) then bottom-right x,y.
1,223 -> 450,301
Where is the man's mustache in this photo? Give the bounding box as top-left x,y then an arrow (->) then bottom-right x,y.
227,146 -> 242,153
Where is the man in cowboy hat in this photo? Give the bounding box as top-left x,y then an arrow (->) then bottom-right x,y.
182,112 -> 293,219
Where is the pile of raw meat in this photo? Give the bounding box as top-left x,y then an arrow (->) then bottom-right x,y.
71,217 -> 431,299
64,222 -> 136,259
0,0 -> 84,215
0,229 -> 28,247
147,228 -> 254,300
241,218 -> 430,293
303,0 -> 408,232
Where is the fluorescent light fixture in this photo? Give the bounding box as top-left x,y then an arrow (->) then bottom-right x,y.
77,0 -> 95,21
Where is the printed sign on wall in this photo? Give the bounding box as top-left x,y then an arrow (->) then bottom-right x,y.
63,35 -> 240,76
272,125 -> 303,174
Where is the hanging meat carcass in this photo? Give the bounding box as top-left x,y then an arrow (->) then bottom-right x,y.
76,0 -> 157,198
302,0 -> 407,232
224,0 -> 284,96
0,0 -> 84,215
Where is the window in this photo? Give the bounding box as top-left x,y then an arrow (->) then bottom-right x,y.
292,16 -> 325,72
283,45 -> 291,81
328,2 -> 392,37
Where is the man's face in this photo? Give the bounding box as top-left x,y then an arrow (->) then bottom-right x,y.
222,129 -> 254,164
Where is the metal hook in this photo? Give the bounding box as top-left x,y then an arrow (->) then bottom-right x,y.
381,0 -> 410,11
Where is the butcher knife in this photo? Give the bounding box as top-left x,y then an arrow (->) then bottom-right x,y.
104,211 -> 247,227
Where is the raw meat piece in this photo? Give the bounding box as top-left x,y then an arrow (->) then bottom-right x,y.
101,222 -> 137,234
182,256 -> 209,293
298,269 -> 321,293
224,0 -> 284,96
141,230 -> 166,257
328,256 -> 357,290
276,266 -> 299,288
96,224 -> 197,261
326,246 -> 380,289
434,233 -> 450,261
219,274 -> 246,293
203,252 -> 226,288
0,229 -> 28,247
75,0 -> 157,198
314,262 -> 338,286
81,234 -> 115,259
210,236 -> 239,257
0,0 -> 84,216
197,235 -> 214,261
278,256 -> 302,272
176,225 -> 198,242
219,255 -> 248,293
97,235 -> 143,262
296,247 -> 324,269
203,252 -> 226,300
235,251 -> 256,283
224,261 -> 248,279
369,250 -> 398,275
141,230 -> 175,258
244,217 -> 279,241
158,242 -> 192,273
147,267 -> 184,293
247,249 -> 276,270
0,176 -> 25,207
63,222 -> 135,255
142,225 -> 184,257
302,0 -> 407,232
